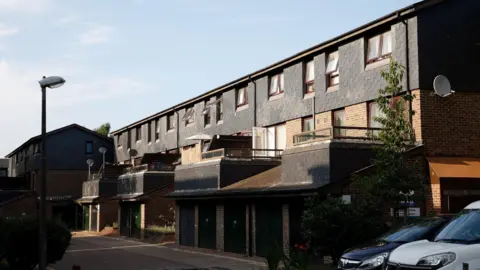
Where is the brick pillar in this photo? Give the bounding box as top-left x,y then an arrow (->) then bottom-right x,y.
216,204 -> 224,251
282,204 -> 290,256
140,204 -> 146,240
251,204 -> 256,256
194,205 -> 199,247
175,205 -> 180,244
117,205 -> 122,232
245,204 -> 250,256
428,166 -> 442,215
97,204 -> 101,232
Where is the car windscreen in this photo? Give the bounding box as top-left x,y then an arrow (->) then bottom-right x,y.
434,209 -> 480,244
379,219 -> 443,243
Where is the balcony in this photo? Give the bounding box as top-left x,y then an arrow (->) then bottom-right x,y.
123,163 -> 176,174
201,148 -> 283,160
293,126 -> 382,145
117,164 -> 175,196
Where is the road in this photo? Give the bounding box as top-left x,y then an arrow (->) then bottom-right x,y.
51,236 -> 263,270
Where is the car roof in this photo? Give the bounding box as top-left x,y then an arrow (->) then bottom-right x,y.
465,200 -> 480,209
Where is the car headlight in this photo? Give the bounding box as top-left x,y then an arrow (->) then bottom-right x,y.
358,253 -> 389,269
417,253 -> 456,268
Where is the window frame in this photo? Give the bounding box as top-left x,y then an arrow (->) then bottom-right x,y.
366,30 -> 392,64
147,122 -> 152,143
204,101 -> 211,127
185,106 -> 195,125
85,141 -> 94,155
302,116 -> 314,132
325,51 -> 340,87
332,109 -> 346,137
167,113 -> 175,131
155,119 -> 160,140
269,72 -> 285,97
305,60 -> 315,94
236,87 -> 248,107
116,135 -> 121,148
136,126 -> 142,141
216,95 -> 223,122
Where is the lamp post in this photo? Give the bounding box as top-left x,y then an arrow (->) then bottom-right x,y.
38,75 -> 65,270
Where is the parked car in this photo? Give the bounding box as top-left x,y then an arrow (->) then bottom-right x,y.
387,201 -> 480,270
337,216 -> 450,270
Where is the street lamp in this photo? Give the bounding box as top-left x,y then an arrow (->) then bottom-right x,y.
99,147 -> 107,173
38,75 -> 66,270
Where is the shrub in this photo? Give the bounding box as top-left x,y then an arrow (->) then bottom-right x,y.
302,195 -> 388,264
0,217 -> 72,270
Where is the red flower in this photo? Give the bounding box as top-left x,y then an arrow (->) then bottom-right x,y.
295,244 -> 299,248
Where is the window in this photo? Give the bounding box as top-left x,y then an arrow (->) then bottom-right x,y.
148,122 -> 152,142
332,109 -> 346,137
136,126 -> 142,141
155,119 -> 160,140
326,51 -> 339,87
368,102 -> 385,128
305,60 -> 315,93
127,130 -> 131,148
236,87 -> 248,107
167,113 -> 175,131
216,95 -> 223,122
204,101 -> 211,126
0,168 -> 6,177
85,141 -> 93,154
184,106 -> 195,125
302,117 -> 314,132
116,135 -> 121,147
367,30 -> 392,63
265,124 -> 286,155
269,73 -> 284,96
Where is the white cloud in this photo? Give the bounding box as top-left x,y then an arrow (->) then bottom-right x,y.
0,0 -> 51,13
77,24 -> 115,45
54,16 -> 80,26
0,23 -> 18,37
0,59 -> 152,156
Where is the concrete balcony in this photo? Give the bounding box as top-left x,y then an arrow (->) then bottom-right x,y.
174,148 -> 281,192
117,164 -> 175,197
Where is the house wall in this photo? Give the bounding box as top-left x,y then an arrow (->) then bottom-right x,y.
0,193 -> 37,218
180,144 -> 202,165
35,170 -> 88,198
417,0 -> 480,92
99,201 -> 119,231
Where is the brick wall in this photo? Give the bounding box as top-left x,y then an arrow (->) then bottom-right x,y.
419,90 -> 480,157
411,90 -> 422,141
0,193 -> 37,218
35,170 -> 87,198
286,119 -> 302,148
144,185 -> 175,229
315,111 -> 332,130
345,103 -> 368,137
216,204 -> 224,251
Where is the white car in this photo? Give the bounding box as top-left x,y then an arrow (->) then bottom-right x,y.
387,201 -> 480,270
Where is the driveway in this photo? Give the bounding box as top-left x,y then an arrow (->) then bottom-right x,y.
51,236 -> 264,270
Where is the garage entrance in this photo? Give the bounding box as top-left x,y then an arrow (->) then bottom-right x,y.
91,204 -> 98,232
120,202 -> 141,238
179,205 -> 195,247
198,203 -> 216,250
255,201 -> 283,258
224,203 -> 246,254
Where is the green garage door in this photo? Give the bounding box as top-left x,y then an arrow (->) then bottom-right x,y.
179,205 -> 195,247
224,203 -> 246,255
255,202 -> 283,258
83,205 -> 90,231
198,203 -> 216,250
120,203 -> 141,238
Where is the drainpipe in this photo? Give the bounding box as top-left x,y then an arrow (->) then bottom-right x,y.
174,107 -> 179,149
312,91 -> 316,130
248,76 -> 257,127
398,12 -> 413,126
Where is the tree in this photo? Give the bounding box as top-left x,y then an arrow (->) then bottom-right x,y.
359,58 -> 425,222
93,123 -> 111,137
302,195 -> 387,264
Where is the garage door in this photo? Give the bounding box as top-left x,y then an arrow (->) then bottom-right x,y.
224,203 -> 246,254
198,203 -> 216,250
179,205 -> 195,247
255,202 -> 283,258
119,203 -> 141,238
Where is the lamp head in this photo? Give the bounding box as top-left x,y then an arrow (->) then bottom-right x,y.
39,76 -> 66,89
99,147 -> 107,154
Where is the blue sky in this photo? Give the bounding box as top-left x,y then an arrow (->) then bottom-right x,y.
0,0 -> 419,156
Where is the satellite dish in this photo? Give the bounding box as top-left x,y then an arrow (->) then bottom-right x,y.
86,159 -> 94,166
433,75 -> 455,97
128,149 -> 138,157
99,147 -> 107,154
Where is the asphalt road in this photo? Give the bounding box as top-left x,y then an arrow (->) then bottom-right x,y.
51,236 -> 263,270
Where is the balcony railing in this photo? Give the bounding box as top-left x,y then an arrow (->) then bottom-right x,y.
123,163 -> 175,174
293,126 -> 383,145
201,148 -> 283,160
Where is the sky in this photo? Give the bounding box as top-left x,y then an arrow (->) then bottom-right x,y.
0,0 -> 419,157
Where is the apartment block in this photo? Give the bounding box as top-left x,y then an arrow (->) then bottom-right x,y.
110,0 -> 480,257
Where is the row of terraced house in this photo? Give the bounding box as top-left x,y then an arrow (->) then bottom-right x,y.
2,0 -> 480,258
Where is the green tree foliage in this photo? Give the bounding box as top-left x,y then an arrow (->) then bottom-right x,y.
360,58 -> 425,221
0,217 -> 72,270
93,122 -> 111,137
302,195 -> 387,264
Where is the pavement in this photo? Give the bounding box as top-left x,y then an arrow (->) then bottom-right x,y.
50,235 -> 265,270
